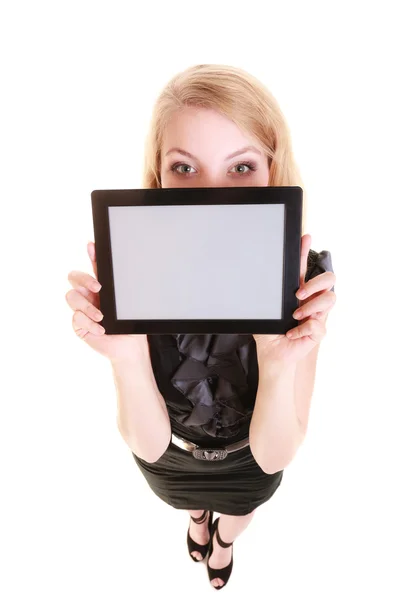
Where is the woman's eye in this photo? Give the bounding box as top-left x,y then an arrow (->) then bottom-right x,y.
171,164 -> 195,175
230,162 -> 257,174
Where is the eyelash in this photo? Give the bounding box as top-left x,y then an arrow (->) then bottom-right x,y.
170,160 -> 258,176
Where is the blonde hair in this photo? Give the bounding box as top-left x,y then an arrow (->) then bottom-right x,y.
142,64 -> 307,232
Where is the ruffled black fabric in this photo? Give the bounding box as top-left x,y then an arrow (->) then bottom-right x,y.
171,333 -> 254,438
306,249 -> 335,291
148,249 -> 334,442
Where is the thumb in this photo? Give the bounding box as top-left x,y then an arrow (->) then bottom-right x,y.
87,241 -> 98,281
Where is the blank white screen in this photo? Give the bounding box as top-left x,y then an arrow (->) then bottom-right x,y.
108,204 -> 285,319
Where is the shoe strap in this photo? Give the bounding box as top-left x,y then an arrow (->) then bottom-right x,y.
191,510 -> 208,524
215,517 -> 233,548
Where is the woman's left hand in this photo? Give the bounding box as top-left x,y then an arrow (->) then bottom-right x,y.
253,234 -> 336,364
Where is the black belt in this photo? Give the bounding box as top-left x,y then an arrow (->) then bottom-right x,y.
171,433 -> 250,461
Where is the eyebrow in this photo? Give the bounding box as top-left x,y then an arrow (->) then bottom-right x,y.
164,145 -> 262,161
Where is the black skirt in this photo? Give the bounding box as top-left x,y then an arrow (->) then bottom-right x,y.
132,438 -> 284,516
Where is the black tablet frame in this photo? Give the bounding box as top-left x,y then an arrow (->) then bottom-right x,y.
91,186 -> 303,334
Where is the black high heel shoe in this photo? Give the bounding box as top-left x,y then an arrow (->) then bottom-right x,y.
207,517 -> 234,590
187,510 -> 214,562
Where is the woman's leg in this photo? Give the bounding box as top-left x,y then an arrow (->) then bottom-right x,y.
208,509 -> 256,588
188,509 -> 212,561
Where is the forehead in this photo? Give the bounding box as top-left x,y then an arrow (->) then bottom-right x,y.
161,106 -> 262,154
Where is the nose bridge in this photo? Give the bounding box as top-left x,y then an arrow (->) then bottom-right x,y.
188,161 -> 230,188
193,175 -> 235,188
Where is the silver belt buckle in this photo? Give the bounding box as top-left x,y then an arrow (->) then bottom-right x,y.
192,448 -> 228,461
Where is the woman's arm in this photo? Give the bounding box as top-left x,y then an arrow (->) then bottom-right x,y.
111,343 -> 172,463
249,360 -> 302,474
249,338 -> 323,474
249,240 -> 334,474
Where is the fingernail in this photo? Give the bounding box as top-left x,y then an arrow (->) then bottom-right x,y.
297,289 -> 306,299
91,281 -> 101,292
294,310 -> 302,319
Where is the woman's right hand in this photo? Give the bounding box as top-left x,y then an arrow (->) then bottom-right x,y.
65,242 -> 148,362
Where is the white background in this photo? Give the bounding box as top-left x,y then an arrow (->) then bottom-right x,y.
1,1 -> 399,598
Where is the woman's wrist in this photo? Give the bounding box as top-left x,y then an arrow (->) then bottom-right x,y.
257,356 -> 297,379
110,336 -> 150,368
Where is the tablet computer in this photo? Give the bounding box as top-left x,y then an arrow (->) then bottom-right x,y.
91,186 -> 302,334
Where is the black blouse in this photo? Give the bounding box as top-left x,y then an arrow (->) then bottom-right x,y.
147,249 -> 334,449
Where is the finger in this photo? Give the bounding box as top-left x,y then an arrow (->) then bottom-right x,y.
87,241 -> 98,281
299,234 -> 312,287
67,269 -> 101,293
65,289 -> 104,322
287,318 -> 325,342
313,310 -> 329,323
293,291 -> 336,319
72,310 -> 105,337
296,271 -> 336,300
298,288 -> 325,310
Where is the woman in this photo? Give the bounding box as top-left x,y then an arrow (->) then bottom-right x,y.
66,64 -> 336,590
